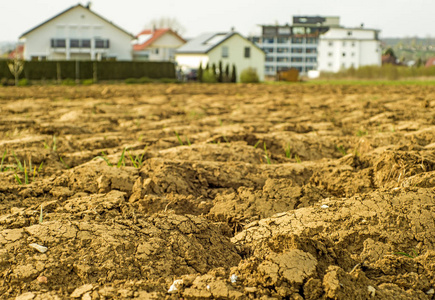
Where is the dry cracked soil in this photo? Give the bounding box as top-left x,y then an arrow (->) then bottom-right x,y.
0,83 -> 435,299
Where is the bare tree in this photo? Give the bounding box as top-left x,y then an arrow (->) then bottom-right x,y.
8,57 -> 24,87
145,17 -> 186,34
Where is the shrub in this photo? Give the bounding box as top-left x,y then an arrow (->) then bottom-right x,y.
138,77 -> 154,84
81,79 -> 93,85
62,78 -> 76,86
125,78 -> 139,84
18,78 -> 30,86
202,69 -> 217,83
240,67 -> 259,83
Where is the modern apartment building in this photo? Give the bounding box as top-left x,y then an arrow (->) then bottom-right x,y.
252,16 -> 381,77
317,27 -> 381,72
251,16 -> 339,76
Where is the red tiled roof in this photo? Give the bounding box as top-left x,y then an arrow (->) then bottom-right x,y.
8,45 -> 24,59
133,28 -> 185,51
425,57 -> 435,67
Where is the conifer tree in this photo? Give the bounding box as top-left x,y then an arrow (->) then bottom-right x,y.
198,62 -> 203,82
218,61 -> 223,83
231,64 -> 237,83
212,63 -> 217,80
225,64 -> 230,82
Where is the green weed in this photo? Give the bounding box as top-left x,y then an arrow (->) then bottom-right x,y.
336,145 -> 347,156
0,149 -> 7,172
96,151 -> 113,167
253,140 -> 261,149
285,144 -> 292,158
395,249 -> 418,259
59,156 -> 70,169
263,142 -> 272,165
117,148 -> 126,168
295,154 -> 302,163
128,147 -> 147,169
356,130 -> 368,137
175,131 -> 191,146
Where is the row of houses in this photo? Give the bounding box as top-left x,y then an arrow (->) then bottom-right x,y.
13,3 -> 382,81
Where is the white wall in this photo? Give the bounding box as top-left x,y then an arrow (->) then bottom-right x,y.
175,54 -> 209,70
21,5 -> 133,61
318,27 -> 381,72
208,34 -> 265,81
148,33 -> 185,61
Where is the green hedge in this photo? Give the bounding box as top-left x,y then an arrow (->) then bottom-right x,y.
0,60 -> 175,81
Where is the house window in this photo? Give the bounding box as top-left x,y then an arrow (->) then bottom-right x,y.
82,39 -> 91,48
263,47 -> 274,53
292,27 -> 305,35
291,37 -> 303,44
328,41 -> 333,46
222,46 -> 229,58
342,52 -> 346,57
328,52 -> 333,57
277,37 -> 288,43
51,39 -> 66,48
277,57 -> 289,62
265,66 -> 275,72
263,37 -> 274,44
266,56 -> 274,62
277,47 -> 289,53
244,47 -> 251,58
351,52 -> 355,57
291,47 -> 303,53
351,42 -> 355,47
278,27 -> 291,35
95,39 -> 110,49
347,31 -> 352,36
306,38 -> 317,44
251,37 -> 261,43
70,39 -> 80,48
291,57 -> 303,62
328,62 -> 332,67
154,48 -> 159,55
343,42 -> 346,47
306,48 -> 317,54
306,57 -> 317,62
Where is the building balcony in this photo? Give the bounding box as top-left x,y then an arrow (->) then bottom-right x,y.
50,38 -> 110,51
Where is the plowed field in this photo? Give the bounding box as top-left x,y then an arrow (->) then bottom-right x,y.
1,83 -> 435,299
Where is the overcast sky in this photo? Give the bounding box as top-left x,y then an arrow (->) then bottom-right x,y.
1,0 -> 433,42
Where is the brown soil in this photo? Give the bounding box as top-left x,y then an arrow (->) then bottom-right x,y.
0,83 -> 434,299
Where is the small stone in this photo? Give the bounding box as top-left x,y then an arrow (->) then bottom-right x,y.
15,292 -> 36,300
36,275 -> 48,284
367,285 -> 376,297
244,287 -> 257,293
320,204 -> 329,209
230,274 -> 238,283
29,243 -> 47,253
81,292 -> 92,300
70,284 -> 93,298
426,288 -> 434,295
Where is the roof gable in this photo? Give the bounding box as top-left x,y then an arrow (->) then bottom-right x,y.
177,31 -> 264,54
133,28 -> 186,51
20,4 -> 135,39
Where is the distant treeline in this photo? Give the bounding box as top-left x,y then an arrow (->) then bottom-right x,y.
0,60 -> 175,81
320,64 -> 435,80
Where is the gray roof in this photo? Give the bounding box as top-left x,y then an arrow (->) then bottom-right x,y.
176,31 -> 264,54
20,4 -> 135,39
176,32 -> 235,54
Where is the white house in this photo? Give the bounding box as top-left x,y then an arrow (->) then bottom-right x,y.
175,31 -> 265,82
19,4 -> 135,61
317,27 -> 381,73
133,28 -> 186,62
